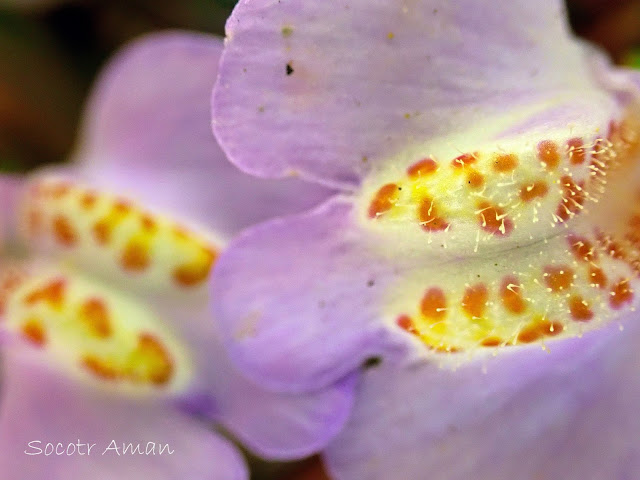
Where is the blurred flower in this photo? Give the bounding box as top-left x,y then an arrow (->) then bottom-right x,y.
0,31 -> 352,479
211,0 -> 640,478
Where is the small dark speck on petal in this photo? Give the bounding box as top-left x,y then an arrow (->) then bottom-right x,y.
286,63 -> 294,75
282,26 -> 294,37
433,8 -> 438,14
258,106 -> 265,113
367,279 -> 375,287
363,357 -> 382,369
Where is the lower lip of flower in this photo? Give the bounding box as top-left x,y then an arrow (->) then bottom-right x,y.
19,177 -> 218,293
1,267 -> 192,393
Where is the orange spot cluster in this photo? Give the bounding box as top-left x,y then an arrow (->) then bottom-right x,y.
393,225 -> 640,352
21,179 -> 219,289
385,113 -> 640,354
10,275 -> 178,388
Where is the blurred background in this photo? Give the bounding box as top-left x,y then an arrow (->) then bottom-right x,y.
0,0 -> 639,479
1,0 -> 640,176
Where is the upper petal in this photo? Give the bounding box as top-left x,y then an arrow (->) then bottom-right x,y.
213,0 -> 616,188
324,310 -> 640,480
73,31 -> 332,240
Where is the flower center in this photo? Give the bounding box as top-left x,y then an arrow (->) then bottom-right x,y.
2,268 -> 191,392
20,177 -> 218,293
362,110 -> 640,353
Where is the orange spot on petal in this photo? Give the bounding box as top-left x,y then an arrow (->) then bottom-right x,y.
396,315 -> 418,335
567,138 -> 586,165
83,355 -> 119,381
543,265 -> 574,292
420,287 -> 447,320
78,298 -> 112,338
172,248 -> 216,287
501,276 -> 526,314
368,183 -> 400,218
519,181 -> 548,202
133,333 -> 174,385
52,215 -> 77,247
477,201 -> 513,236
93,220 -> 111,245
24,279 -> 65,308
568,235 -> 598,263
588,266 -> 608,289
538,140 -> 560,170
610,279 -> 633,310
466,170 -> 485,190
21,317 -> 46,347
451,152 -> 477,168
481,336 -> 503,347
121,239 -> 151,272
569,295 -> 594,322
493,153 -> 518,172
461,283 -> 488,318
418,197 -> 449,232
407,158 -> 438,178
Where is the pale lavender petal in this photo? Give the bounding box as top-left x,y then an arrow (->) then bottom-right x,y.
72,31 -> 332,239
171,306 -> 357,460
0,347 -> 248,480
213,196 -> 410,392
213,0 -> 616,188
325,313 -> 640,480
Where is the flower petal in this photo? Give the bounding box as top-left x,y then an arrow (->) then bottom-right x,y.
193,326 -> 357,460
0,347 -> 248,480
73,31 -> 332,239
213,196 -> 411,391
213,0 -> 615,188
324,312 -> 640,480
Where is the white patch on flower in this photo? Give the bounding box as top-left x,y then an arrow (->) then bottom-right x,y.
3,267 -> 193,396
18,176 -> 220,298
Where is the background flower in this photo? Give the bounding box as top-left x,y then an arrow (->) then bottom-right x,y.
0,30 -> 351,479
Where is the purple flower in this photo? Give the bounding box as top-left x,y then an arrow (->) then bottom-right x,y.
0,31 -> 353,479
211,1 -> 640,478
